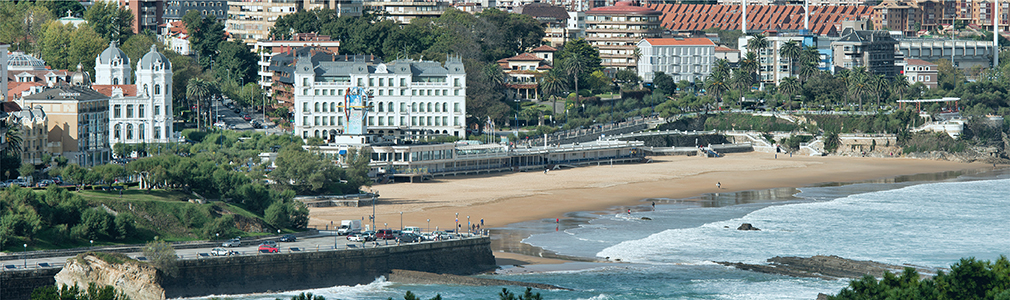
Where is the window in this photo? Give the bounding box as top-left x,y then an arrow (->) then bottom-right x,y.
139,124 -> 145,140
378,102 -> 384,112
303,116 -> 308,125
139,105 -> 145,118
114,105 -> 122,118
303,78 -> 309,85
368,117 -> 374,126
400,102 -> 406,112
127,124 -> 134,139
154,84 -> 161,95
314,116 -> 320,126
303,102 -> 309,112
114,124 -> 121,139
369,78 -> 375,86
379,78 -> 385,86
314,89 -> 320,95
330,116 -> 335,126
315,102 -> 320,112
127,105 -> 134,118
154,105 -> 161,115
400,78 -> 406,86
154,127 -> 161,139
442,103 -> 447,112
388,116 -> 394,126
331,102 -> 336,112
454,78 -> 460,87
357,78 -> 363,86
454,103 -> 460,112
113,78 -> 119,85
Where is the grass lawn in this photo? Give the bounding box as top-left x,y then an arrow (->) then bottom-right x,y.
77,189 -> 191,203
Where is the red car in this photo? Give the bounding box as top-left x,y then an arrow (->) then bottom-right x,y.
376,229 -> 396,240
243,115 -> 252,121
258,243 -> 279,253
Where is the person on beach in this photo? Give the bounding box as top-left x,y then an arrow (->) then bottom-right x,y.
652,202 -> 656,210
717,182 -> 721,189
627,209 -> 631,214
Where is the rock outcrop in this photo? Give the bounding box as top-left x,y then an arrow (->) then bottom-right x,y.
737,223 -> 760,231
55,253 -> 165,300
717,255 -> 936,280
387,269 -> 571,291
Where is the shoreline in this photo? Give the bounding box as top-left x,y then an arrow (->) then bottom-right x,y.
307,153 -> 994,265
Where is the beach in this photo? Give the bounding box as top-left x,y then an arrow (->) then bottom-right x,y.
307,152 -> 992,263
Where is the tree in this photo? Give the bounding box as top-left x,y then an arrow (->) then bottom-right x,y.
732,68 -> 753,95
562,51 -> 589,104
847,67 -> 871,110
712,59 -> 731,80
746,34 -> 768,87
614,69 -> 641,90
706,74 -> 729,108
264,201 -> 290,229
540,69 -> 568,116
779,77 -> 801,98
83,1 -> 133,45
187,78 -> 213,130
270,144 -> 350,195
214,41 -> 258,88
780,40 -> 802,77
892,74 -> 910,101
653,72 -> 676,95
0,3 -> 53,55
183,10 -> 225,68
143,239 -> 178,275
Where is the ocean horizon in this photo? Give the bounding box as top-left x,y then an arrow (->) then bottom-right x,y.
184,168 -> 1010,300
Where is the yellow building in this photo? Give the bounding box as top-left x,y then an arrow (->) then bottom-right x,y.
7,105 -> 49,166
22,85 -> 111,167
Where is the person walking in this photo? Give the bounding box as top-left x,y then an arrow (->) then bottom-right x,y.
717,182 -> 722,189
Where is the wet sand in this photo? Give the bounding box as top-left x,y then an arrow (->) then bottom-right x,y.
307,153 -> 992,265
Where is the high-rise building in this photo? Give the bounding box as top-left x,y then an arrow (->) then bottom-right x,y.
585,1 -> 663,70
254,33 -> 340,95
226,0 -> 361,44
831,28 -> 900,77
363,0 -> 448,24
121,0 -> 165,34
164,0 -> 229,22
636,38 -> 715,83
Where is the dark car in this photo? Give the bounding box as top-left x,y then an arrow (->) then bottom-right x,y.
396,233 -> 421,243
376,229 -> 396,240
279,234 -> 296,242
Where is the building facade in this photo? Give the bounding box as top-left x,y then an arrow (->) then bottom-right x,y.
738,34 -> 815,86
291,55 -> 467,140
517,4 -> 571,47
164,0 -> 229,21
831,28 -> 899,77
636,37 -> 715,83
254,33 -> 340,94
586,1 -> 663,70
363,0 -> 447,24
22,85 -> 111,167
226,0 -> 362,43
497,51 -> 553,101
122,0 -> 165,34
897,38 -> 994,69
94,44 -> 175,146
902,58 -> 938,89
8,105 -> 48,165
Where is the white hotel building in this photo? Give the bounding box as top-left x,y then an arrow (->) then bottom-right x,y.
290,54 -> 467,140
636,38 -> 715,83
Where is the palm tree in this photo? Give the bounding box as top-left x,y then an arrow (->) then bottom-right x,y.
562,52 -> 588,106
780,41 -> 802,77
712,59 -> 731,80
798,46 -> 821,84
740,52 -> 759,76
540,69 -> 568,116
779,76 -> 801,98
846,67 -> 870,110
869,74 -> 887,110
892,74 -> 910,101
731,68 -> 753,96
705,74 -> 729,109
746,34 -> 768,88
187,78 -> 212,130
1,119 -> 23,160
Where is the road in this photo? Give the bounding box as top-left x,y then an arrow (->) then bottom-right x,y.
0,233 -> 460,271
212,99 -> 284,134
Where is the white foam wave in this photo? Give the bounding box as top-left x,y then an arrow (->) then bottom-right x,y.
176,276 -> 395,300
598,178 -> 1010,267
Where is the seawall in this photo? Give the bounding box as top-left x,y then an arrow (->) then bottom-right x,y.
2,237 -> 496,300
162,237 -> 496,298
1,268 -> 60,300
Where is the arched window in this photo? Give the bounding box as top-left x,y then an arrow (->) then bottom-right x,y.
388,102 -> 393,112
322,102 -> 328,112
315,102 -> 320,112
378,102 -> 384,112
314,130 -> 320,137
113,78 -> 119,85
442,102 -> 447,112
427,102 -> 432,112
330,102 -> 336,112
127,124 -> 134,139
114,124 -> 121,139
139,124 -> 145,140
154,84 -> 161,95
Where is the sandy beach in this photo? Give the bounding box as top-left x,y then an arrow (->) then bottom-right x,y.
308,153 -> 991,263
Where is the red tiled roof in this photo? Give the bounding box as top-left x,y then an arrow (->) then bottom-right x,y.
645,4 -> 873,35
532,45 -> 557,52
905,59 -> 937,66
714,45 -> 739,52
7,82 -> 43,100
498,53 -> 544,62
1,101 -> 21,113
643,37 -> 714,46
91,85 -> 138,97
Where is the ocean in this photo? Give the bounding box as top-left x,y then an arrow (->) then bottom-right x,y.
189,169 -> 1010,300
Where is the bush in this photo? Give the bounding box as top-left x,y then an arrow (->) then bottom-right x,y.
142,239 -> 177,275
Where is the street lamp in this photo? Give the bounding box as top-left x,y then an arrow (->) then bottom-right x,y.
23,244 -> 27,268
427,219 -> 430,233
455,213 -> 459,233
400,212 -> 403,230
467,215 -> 470,235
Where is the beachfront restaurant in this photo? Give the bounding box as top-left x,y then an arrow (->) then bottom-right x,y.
310,140 -> 645,180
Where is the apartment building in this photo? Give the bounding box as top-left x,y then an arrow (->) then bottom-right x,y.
363,0 -> 448,24
586,1 -> 663,70
738,34 -> 816,85
7,105 -> 48,165
164,0 -> 229,22
873,0 -> 918,35
226,0 -> 361,43
831,28 -> 900,77
289,54 -> 467,139
121,0 -> 165,34
636,38 -> 715,83
254,33 -> 340,94
517,4 -> 570,47
22,85 -> 111,167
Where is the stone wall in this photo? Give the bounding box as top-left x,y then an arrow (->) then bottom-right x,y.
161,237 -> 496,298
1,268 -> 60,300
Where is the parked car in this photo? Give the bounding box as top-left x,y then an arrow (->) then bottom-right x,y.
222,238 -> 241,247
258,243 -> 279,253
376,229 -> 396,240
347,233 -> 367,242
36,179 -> 54,188
401,226 -> 422,235
279,234 -> 296,242
396,233 -> 421,243
211,248 -> 231,256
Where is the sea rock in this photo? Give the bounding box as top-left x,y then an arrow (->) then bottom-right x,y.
55,253 -> 165,300
640,217 -> 652,220
737,223 -> 760,231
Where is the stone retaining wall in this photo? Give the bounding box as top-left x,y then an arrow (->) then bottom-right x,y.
1,268 -> 60,300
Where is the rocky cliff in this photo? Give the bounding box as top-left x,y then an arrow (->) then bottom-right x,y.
54,253 -> 165,300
